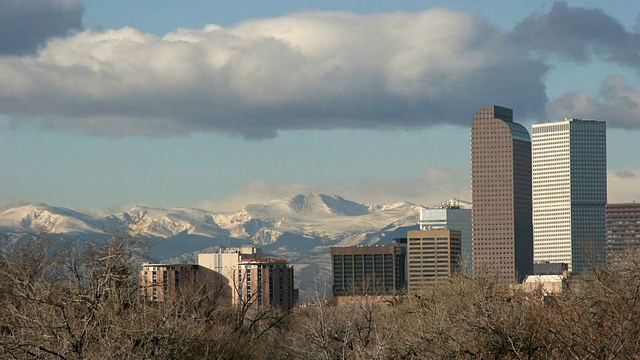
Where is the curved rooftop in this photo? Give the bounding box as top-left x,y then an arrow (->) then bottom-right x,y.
506,121 -> 530,142
473,105 -> 530,142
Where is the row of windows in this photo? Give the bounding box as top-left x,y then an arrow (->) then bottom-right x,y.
531,123 -> 571,134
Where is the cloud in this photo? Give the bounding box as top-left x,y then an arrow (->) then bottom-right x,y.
513,2 -> 640,68
195,168 -> 470,212
615,170 -> 636,179
609,169 -> 640,202
492,3 -> 640,129
548,76 -> 640,128
0,9 -> 547,139
0,0 -> 84,55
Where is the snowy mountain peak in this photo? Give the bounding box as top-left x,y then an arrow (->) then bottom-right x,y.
0,203 -> 102,234
286,194 -> 371,216
244,193 -> 373,219
0,195 -> 426,265
380,201 -> 420,211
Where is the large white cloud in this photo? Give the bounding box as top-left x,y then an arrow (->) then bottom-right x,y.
0,9 -> 547,138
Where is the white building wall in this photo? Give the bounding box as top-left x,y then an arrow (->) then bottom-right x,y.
532,122 -> 572,266
198,246 -> 262,286
532,119 -> 606,272
420,207 -> 472,273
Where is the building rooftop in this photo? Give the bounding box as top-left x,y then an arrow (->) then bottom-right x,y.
238,257 -> 288,264
141,263 -> 198,267
565,118 -> 598,122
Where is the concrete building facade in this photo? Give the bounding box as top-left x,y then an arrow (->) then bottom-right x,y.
331,244 -> 406,296
470,105 -> 533,284
532,119 -> 607,273
606,202 -> 640,265
198,246 -> 262,286
406,229 -> 461,291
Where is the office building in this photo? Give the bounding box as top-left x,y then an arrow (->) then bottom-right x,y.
234,257 -> 297,311
419,200 -> 472,273
606,202 -> 640,266
140,263 -> 229,302
331,243 -> 406,296
532,119 -> 607,273
406,229 -> 461,291
198,246 -> 262,286
470,105 -> 533,283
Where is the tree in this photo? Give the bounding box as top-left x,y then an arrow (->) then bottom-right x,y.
0,231 -> 148,359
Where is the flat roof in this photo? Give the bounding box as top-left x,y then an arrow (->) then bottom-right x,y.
331,245 -> 405,255
524,275 -> 564,283
238,257 -> 288,264
141,263 -> 198,267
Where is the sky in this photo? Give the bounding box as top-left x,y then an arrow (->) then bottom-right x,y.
0,0 -> 639,214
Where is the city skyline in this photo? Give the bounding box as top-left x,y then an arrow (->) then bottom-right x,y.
1,1 -> 639,213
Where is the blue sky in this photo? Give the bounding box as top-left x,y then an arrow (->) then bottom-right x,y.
0,0 -> 639,213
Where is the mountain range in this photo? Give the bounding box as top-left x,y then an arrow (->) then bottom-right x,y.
0,194 -> 426,290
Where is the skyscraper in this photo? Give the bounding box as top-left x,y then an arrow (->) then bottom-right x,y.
532,119 -> 607,273
471,105 -> 533,284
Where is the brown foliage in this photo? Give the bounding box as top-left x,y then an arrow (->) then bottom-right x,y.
0,233 -> 289,359
2,234 -> 640,359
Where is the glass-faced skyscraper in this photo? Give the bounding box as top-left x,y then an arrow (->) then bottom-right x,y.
532,119 -> 607,273
471,105 -> 533,284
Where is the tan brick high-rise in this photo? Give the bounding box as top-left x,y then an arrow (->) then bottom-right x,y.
407,229 -> 461,291
471,105 -> 533,284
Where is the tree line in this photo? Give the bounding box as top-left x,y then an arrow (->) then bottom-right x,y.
1,232 -> 639,359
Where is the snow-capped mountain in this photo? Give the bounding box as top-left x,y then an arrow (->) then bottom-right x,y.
0,203 -> 111,235
0,194 -> 427,290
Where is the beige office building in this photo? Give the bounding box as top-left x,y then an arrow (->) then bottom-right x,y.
407,229 -> 461,291
331,244 -> 407,296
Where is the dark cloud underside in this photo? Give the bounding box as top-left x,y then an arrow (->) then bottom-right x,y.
0,0 -> 83,55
